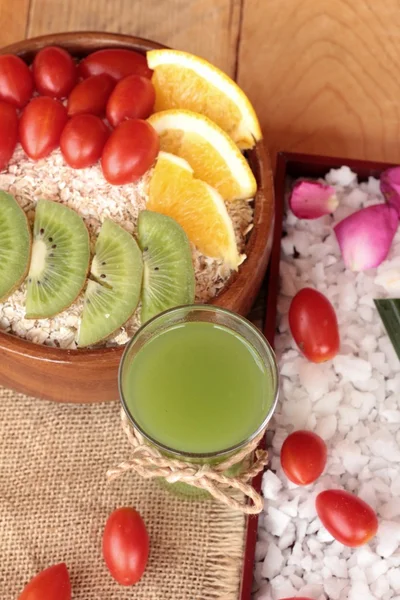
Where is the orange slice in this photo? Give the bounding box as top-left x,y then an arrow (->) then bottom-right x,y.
147,152 -> 241,269
148,109 -> 257,201
147,49 -> 262,149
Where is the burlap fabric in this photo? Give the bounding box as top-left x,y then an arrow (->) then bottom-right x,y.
0,388 -> 247,600
0,297 -> 266,599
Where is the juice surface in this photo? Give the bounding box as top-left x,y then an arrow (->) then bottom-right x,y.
122,321 -> 273,454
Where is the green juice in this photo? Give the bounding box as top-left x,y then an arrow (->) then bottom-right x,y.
122,320 -> 273,455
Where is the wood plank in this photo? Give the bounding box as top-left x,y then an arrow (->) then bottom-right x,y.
238,0 -> 400,165
0,0 -> 30,47
27,0 -> 241,76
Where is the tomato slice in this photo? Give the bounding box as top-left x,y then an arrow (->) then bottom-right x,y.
33,46 -> 77,98
103,507 -> 149,586
101,119 -> 159,185
106,74 -> 155,127
289,287 -> 340,362
316,489 -> 378,547
78,49 -> 152,81
0,54 -> 34,108
67,73 -> 115,117
19,97 -> 68,159
280,430 -> 327,485
60,114 -> 109,168
18,563 -> 71,600
0,101 -> 18,170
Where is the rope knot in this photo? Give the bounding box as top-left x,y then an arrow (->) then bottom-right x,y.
107,409 -> 268,514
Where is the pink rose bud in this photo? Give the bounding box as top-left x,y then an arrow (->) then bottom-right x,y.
334,204 -> 398,271
289,180 -> 338,219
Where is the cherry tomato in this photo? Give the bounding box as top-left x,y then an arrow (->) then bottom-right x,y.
18,563 -> 71,600
103,507 -> 149,586
67,73 -> 115,117
106,75 -> 155,127
0,101 -> 18,170
78,49 -> 152,81
289,287 -> 339,362
60,114 -> 109,169
316,489 -> 378,547
0,54 -> 34,108
101,119 -> 159,185
33,46 -> 77,98
19,96 -> 68,159
280,430 -> 327,485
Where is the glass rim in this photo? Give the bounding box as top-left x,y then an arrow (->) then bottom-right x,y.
118,304 -> 280,460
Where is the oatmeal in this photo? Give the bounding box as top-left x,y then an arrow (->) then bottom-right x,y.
0,146 -> 253,348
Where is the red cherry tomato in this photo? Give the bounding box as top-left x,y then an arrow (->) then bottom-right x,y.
281,430 -> 327,485
0,101 -> 18,170
0,54 -> 34,108
106,75 -> 155,127
18,563 -> 71,600
67,73 -> 115,117
33,46 -> 77,98
101,119 -> 159,185
289,287 -> 340,362
19,97 -> 68,159
103,507 -> 149,586
60,114 -> 109,169
78,49 -> 152,81
316,489 -> 378,547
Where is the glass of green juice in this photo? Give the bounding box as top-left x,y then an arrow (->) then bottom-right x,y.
119,305 -> 279,498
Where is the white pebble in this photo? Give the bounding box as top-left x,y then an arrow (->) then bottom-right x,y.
261,542 -> 284,580
333,355 -> 372,382
323,555 -> 347,578
366,558 -> 388,584
299,362 -> 333,401
262,470 -> 282,501
388,568 -> 400,592
315,415 -> 337,440
265,506 -> 291,537
326,165 -> 357,186
325,578 -> 348,600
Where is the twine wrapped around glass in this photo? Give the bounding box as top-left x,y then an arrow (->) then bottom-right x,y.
108,306 -> 279,514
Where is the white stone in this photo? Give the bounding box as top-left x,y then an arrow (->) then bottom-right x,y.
388,567 -> 400,592
261,542 -> 284,580
376,521 -> 400,558
326,165 -> 357,186
323,556 -> 348,578
265,506 -> 291,537
324,578 -> 348,600
366,558 -> 389,583
315,415 -> 337,440
262,470 -> 283,501
298,362 -> 332,401
278,521 -> 296,550
333,355 -> 372,382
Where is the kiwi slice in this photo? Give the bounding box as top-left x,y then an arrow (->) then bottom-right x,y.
0,191 -> 31,301
78,219 -> 143,347
138,210 -> 195,323
26,199 -> 90,319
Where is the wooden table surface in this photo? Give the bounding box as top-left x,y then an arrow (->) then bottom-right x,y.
2,0 -> 400,166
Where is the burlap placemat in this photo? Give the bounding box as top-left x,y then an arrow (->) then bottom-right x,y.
0,387 -> 246,599
0,294 -> 266,598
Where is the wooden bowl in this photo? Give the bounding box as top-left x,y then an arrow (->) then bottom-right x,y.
0,32 -> 275,403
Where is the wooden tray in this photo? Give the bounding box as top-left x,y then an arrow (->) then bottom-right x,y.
238,150 -> 395,599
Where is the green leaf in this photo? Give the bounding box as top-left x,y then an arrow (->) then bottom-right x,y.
374,298 -> 400,361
